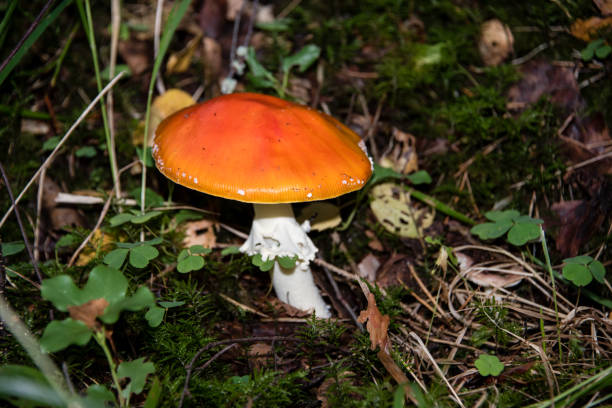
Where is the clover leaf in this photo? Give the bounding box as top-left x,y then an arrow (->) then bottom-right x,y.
117,358 -> 155,397
176,245 -> 210,273
474,354 -> 504,377
562,255 -> 606,287
471,210 -> 543,246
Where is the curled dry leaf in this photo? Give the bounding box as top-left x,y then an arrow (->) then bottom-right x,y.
297,202 -> 341,232
478,19 -> 514,66
370,183 -> 434,238
358,293 -> 390,353
68,298 -> 109,330
379,127 -> 419,174
166,33 -> 203,75
182,219 -> 218,248
357,253 -> 381,282
456,252 -> 523,288
570,16 -> 612,42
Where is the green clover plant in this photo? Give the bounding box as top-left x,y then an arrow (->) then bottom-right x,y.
474,353 -> 504,377
562,255 -> 606,287
471,210 -> 543,246
177,245 -> 211,273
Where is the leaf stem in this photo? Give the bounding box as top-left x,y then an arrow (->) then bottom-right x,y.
539,227 -> 562,361
94,330 -> 125,407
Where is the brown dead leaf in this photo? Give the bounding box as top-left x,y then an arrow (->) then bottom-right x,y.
594,0 -> 612,15
365,230 -> 384,252
167,33 -> 203,75
358,293 -> 390,353
182,219 -> 218,248
456,252 -> 522,288
507,60 -> 583,113
68,298 -> 109,330
248,343 -> 272,370
561,113 -> 612,175
478,19 -> 514,66
570,16 -> 612,42
357,254 -> 380,282
42,177 -> 61,209
118,39 -> 151,76
77,230 -> 115,266
50,207 -> 85,230
266,298 -> 312,317
380,127 -> 419,174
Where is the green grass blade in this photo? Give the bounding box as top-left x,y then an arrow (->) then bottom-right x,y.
0,0 -> 73,87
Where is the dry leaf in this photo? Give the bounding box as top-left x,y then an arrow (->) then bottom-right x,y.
167,33 -> 203,75
182,219 -> 218,248
365,230 -> 384,252
50,208 -> 85,231
370,183 -> 434,238
68,298 -> 109,330
594,0 -> 612,15
457,252 -> 523,288
478,19 -> 514,66
358,293 -> 390,353
570,16 -> 612,42
379,127 -> 419,174
118,39 -> 150,75
248,343 -> 272,370
357,253 -> 380,282
297,202 -> 341,232
76,230 -> 115,266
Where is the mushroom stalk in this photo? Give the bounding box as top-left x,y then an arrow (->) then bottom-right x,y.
240,203 -> 331,318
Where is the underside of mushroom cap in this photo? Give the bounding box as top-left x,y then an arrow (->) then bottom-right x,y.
152,92 -> 372,203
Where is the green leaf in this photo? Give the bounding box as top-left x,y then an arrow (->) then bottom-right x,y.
145,306 -> 165,327
143,376 -> 162,408
589,260 -> 606,283
245,46 -> 274,79
474,354 -> 504,377
82,265 -> 128,305
103,248 -> 129,269
41,275 -> 86,311
130,187 -> 164,208
1,241 -> 25,256
129,245 -> 159,268
564,255 -> 593,265
82,384 -> 116,408
130,211 -> 162,224
101,286 -> 155,324
177,254 -> 205,273
596,44 -> 612,59
484,210 -> 519,222
252,253 -> 274,272
174,210 -> 203,224
158,300 -> 185,308
277,255 -> 298,269
75,146 -> 97,158
42,136 -> 61,151
0,365 -> 64,407
392,384 -> 405,408
110,213 -> 134,227
221,246 -> 241,256
40,318 -> 92,353
367,164 -> 404,187
563,263 -> 592,287
177,249 -> 190,262
190,245 -> 211,255
256,18 -> 291,32
507,222 -> 540,246
56,234 -> 76,248
117,358 -> 155,396
406,170 -> 432,185
282,44 -> 321,73
513,215 -> 543,224
470,220 -> 512,240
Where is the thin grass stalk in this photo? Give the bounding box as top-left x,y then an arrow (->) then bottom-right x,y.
540,227 -> 563,360
76,0 -> 121,197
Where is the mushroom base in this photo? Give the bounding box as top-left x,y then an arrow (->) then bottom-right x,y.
240,203 -> 331,318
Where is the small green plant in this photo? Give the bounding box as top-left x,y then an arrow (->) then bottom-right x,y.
251,253 -> 298,272
471,210 -> 543,246
474,354 -> 504,377
39,265 -> 159,406
244,44 -> 320,98
103,237 -> 162,269
177,245 -> 211,273
581,39 -> 612,61
562,255 -> 606,287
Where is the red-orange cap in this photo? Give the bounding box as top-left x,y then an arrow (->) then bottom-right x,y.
152,92 -> 372,203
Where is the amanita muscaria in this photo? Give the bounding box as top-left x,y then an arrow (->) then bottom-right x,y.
153,92 -> 372,317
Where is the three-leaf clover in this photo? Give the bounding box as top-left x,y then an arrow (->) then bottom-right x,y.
109,210 -> 162,227
103,238 -> 162,269
40,265 -> 157,352
177,245 -> 210,273
471,210 -> 543,246
474,354 -> 504,377
562,255 -> 606,287
581,39 -> 612,61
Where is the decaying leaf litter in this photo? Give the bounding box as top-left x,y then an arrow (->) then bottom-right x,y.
0,0 -> 611,407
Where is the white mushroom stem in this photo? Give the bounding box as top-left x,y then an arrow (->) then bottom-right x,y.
239,203 -> 331,318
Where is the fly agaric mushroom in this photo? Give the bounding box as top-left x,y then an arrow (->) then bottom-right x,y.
152,92 -> 372,317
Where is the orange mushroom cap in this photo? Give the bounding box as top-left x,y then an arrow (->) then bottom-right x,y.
152,92 -> 373,203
